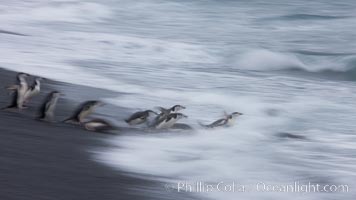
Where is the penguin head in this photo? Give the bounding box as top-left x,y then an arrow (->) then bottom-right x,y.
84,101 -> 103,110
17,73 -> 29,81
51,91 -> 62,98
91,101 -> 103,106
172,105 -> 186,112
230,112 -> 243,119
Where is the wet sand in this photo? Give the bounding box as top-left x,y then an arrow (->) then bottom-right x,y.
0,68 -> 194,200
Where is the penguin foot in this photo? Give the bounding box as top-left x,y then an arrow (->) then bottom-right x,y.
63,119 -> 81,125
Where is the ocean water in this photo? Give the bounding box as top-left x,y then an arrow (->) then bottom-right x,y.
1,0 -> 356,199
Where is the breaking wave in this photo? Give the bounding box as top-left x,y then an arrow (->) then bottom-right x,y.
235,50 -> 356,78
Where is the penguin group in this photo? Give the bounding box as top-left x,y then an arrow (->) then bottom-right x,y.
2,72 -> 244,133
126,105 -> 188,129
2,73 -> 112,132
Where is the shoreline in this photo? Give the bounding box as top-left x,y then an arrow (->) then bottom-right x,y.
0,67 -> 196,200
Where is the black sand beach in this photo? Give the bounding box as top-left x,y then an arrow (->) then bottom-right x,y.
0,68 -> 194,200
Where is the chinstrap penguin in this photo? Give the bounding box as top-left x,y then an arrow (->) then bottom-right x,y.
153,105 -> 186,125
38,91 -> 62,122
199,112 -> 243,128
3,73 -> 29,110
64,100 -> 103,124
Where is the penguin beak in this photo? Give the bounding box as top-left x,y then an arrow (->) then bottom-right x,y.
183,114 -> 188,118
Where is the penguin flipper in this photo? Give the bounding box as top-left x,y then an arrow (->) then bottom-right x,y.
5,84 -> 19,91
5,85 -> 18,95
199,119 -> 227,129
209,119 -> 227,128
198,121 -> 210,128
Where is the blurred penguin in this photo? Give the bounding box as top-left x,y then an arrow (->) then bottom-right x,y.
38,91 -> 62,122
3,73 -> 29,110
152,105 -> 186,125
64,101 -> 103,124
199,112 -> 243,128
